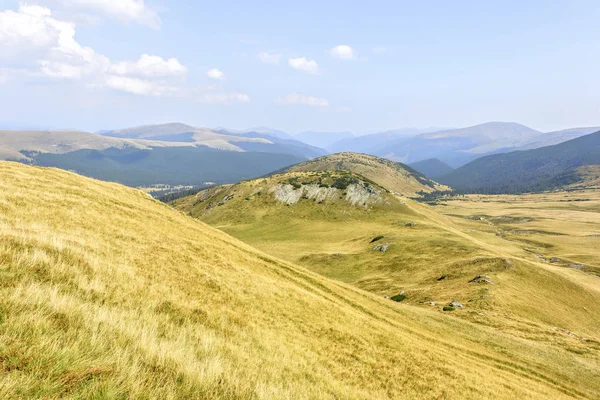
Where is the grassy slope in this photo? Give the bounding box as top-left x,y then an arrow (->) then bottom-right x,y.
280,152 -> 448,196
1,162 -> 599,399
175,172 -> 600,337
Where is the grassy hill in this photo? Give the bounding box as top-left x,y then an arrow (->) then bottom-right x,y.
2,162 -> 600,398
437,130 -> 600,193
409,158 -> 454,178
277,152 -> 448,196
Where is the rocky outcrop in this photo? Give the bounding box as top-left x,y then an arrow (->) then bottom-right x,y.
270,184 -> 304,205
270,181 -> 381,207
345,183 -> 380,207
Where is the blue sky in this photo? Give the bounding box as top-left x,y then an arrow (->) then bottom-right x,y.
1,0 -> 599,133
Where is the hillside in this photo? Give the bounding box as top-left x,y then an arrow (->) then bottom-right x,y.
3,163 -> 600,398
409,158 -> 454,178
0,129 -> 309,188
0,130 -> 149,161
277,152 -> 448,196
437,130 -> 600,193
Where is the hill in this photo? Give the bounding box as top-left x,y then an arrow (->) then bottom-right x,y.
0,129 -> 309,189
437,130 -> 600,193
0,130 -> 149,161
4,163 -> 600,398
409,158 -> 454,178
277,152 -> 448,196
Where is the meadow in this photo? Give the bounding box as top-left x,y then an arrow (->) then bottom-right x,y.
1,162 -> 599,399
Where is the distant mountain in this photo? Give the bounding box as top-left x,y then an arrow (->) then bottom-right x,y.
409,158 -> 454,179
437,130 -> 600,193
278,152 -> 448,196
0,130 -> 149,161
101,123 -> 323,159
293,131 -> 354,149
215,126 -> 294,140
372,122 -> 543,167
214,129 -> 326,159
327,127 -> 445,154
517,127 -> 600,150
0,129 -> 305,187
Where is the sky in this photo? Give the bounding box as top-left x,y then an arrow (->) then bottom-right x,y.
0,0 -> 599,133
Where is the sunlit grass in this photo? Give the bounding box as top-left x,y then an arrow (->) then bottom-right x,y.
1,162 -> 599,399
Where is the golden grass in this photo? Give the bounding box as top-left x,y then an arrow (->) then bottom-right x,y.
1,162 -> 600,399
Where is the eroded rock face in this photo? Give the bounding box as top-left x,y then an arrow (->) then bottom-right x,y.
270,184 -> 304,205
345,183 -> 380,207
270,181 -> 382,207
303,184 -> 339,203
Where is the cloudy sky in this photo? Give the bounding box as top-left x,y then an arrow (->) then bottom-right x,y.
0,0 -> 599,132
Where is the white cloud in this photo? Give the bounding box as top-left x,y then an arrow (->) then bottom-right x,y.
257,51 -> 281,65
110,54 -> 187,78
207,68 -> 225,80
288,57 -> 319,74
275,93 -> 329,108
0,4 -> 186,96
105,75 -> 176,96
35,0 -> 160,28
330,45 -> 356,60
338,106 -> 351,113
373,46 -> 387,54
199,92 -> 250,105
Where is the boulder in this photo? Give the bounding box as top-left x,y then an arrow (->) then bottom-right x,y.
405,222 -> 416,227
373,244 -> 391,253
469,275 -> 493,284
449,301 -> 464,309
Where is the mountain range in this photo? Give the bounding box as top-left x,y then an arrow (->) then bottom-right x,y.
436,129 -> 600,193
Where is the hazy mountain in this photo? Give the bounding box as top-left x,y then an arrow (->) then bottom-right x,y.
100,123 -> 323,158
214,129 -> 326,159
517,126 -> 600,150
293,131 -> 354,149
215,126 -> 294,140
409,158 -> 454,179
437,130 -> 600,193
0,129 -> 306,187
327,127 -> 445,154
372,122 -> 543,167
0,130 -> 149,161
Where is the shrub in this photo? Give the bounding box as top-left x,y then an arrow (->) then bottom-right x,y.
443,306 -> 455,312
390,293 -> 406,302
370,235 -> 385,243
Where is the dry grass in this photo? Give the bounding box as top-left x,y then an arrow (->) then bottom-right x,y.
1,162 -> 599,399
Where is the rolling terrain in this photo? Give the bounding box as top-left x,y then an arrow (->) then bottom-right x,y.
174,154 -> 600,345
2,162 -> 600,399
0,126 -> 317,189
437,130 -> 600,193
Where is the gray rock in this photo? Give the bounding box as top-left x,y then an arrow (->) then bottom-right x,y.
469,275 -> 493,284
373,244 -> 391,253
549,257 -> 561,263
405,222 -> 416,227
449,301 -> 464,309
